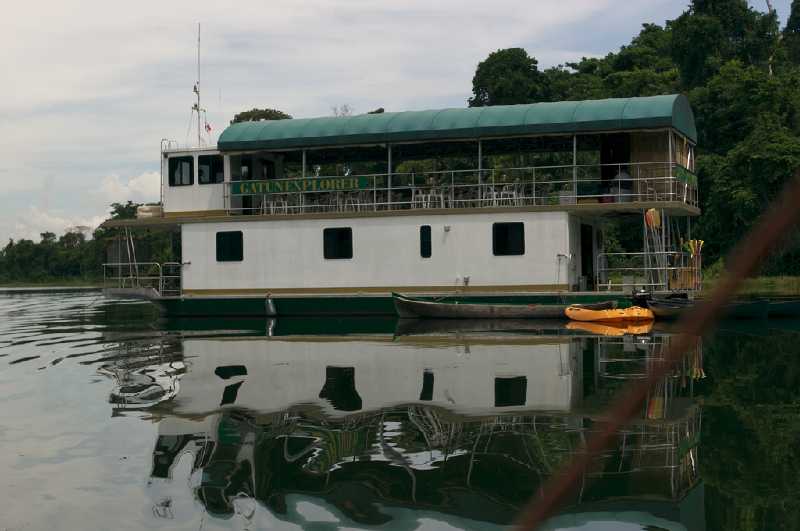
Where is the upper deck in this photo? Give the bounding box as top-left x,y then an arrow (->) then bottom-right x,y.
130,95 -> 700,225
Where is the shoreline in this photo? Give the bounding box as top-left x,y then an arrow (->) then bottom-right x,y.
0,285 -> 102,293
3,277 -> 800,297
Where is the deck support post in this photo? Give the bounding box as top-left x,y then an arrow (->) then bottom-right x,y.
302,149 -> 307,179
387,144 -> 393,207
572,134 -> 577,200
478,139 -> 483,203
668,130 -> 673,198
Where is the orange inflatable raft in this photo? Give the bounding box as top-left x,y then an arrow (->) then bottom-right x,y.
564,305 -> 654,323
566,321 -> 654,336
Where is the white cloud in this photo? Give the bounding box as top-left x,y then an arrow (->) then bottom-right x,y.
98,171 -> 161,205
10,207 -> 106,243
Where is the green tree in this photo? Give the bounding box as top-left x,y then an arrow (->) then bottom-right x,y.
672,0 -> 779,87
109,201 -> 138,220
784,0 -> 800,64
541,66 -> 606,102
469,48 -> 546,107
230,108 -> 292,124
689,60 -> 783,154
671,13 -> 726,87
697,119 -> 800,271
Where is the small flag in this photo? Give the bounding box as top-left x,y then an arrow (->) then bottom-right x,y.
205,121 -> 212,134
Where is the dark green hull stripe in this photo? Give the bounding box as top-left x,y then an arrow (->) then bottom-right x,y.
154,294 -> 631,317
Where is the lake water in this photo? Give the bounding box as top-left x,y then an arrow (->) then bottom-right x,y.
1,291 -> 799,531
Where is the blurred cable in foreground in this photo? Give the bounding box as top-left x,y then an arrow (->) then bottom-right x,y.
514,169 -> 800,530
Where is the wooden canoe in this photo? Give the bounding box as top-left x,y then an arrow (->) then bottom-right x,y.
392,293 -> 617,319
648,298 -> 692,320
767,299 -> 800,318
648,297 -> 769,320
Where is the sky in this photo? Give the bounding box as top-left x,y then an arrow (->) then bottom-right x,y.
0,0 -> 793,243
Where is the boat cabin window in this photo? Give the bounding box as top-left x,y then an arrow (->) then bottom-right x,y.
323,228 -> 353,259
420,225 -> 432,258
495,376 -> 527,407
419,370 -> 434,401
216,231 -> 243,262
198,155 -> 224,184
168,156 -> 194,186
492,223 -> 525,256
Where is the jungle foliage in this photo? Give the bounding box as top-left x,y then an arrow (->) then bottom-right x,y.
469,0 -> 800,273
230,108 -> 292,123
0,202 -> 177,284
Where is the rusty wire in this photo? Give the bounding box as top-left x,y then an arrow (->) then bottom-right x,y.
514,170 -> 800,530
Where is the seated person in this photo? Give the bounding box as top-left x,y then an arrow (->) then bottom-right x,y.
610,167 -> 632,201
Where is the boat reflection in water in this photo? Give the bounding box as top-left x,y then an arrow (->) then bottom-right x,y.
102,318 -> 705,530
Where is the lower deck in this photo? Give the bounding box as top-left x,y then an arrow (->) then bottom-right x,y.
105,208 -> 697,315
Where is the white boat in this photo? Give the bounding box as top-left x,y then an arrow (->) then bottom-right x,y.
102,94 -> 701,316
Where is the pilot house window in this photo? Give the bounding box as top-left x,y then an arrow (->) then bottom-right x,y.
198,155 -> 224,184
323,228 -> 353,259
168,156 -> 194,186
492,222 -> 525,256
216,231 -> 243,262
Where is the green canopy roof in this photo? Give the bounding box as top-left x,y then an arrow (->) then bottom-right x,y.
218,94 -> 697,152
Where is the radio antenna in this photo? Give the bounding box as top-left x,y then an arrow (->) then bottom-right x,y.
191,23 -> 205,147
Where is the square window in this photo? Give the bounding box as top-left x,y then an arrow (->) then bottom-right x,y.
495,376 -> 527,407
216,231 -> 243,262
420,225 -> 432,258
323,228 -> 353,259
492,222 -> 525,256
199,155 -> 224,184
168,156 -> 194,186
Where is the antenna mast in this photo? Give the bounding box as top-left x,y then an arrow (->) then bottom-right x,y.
192,23 -> 204,147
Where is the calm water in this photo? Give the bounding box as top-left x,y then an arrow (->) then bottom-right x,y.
2,292 -> 800,531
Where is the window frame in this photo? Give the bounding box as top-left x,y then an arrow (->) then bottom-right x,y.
492,222 -> 525,256
168,156 -> 194,187
198,154 -> 224,185
420,225 -> 432,258
323,227 -> 353,260
215,231 -> 243,262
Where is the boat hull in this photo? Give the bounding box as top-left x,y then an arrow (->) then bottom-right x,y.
138,292 -> 632,318
768,299 -> 800,318
393,294 -> 617,320
648,298 -> 769,320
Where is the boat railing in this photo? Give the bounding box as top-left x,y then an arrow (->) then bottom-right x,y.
160,262 -> 183,297
221,161 -> 698,216
102,262 -> 182,297
595,251 -> 699,293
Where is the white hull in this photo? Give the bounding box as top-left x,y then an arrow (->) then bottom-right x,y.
180,211 -> 595,294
